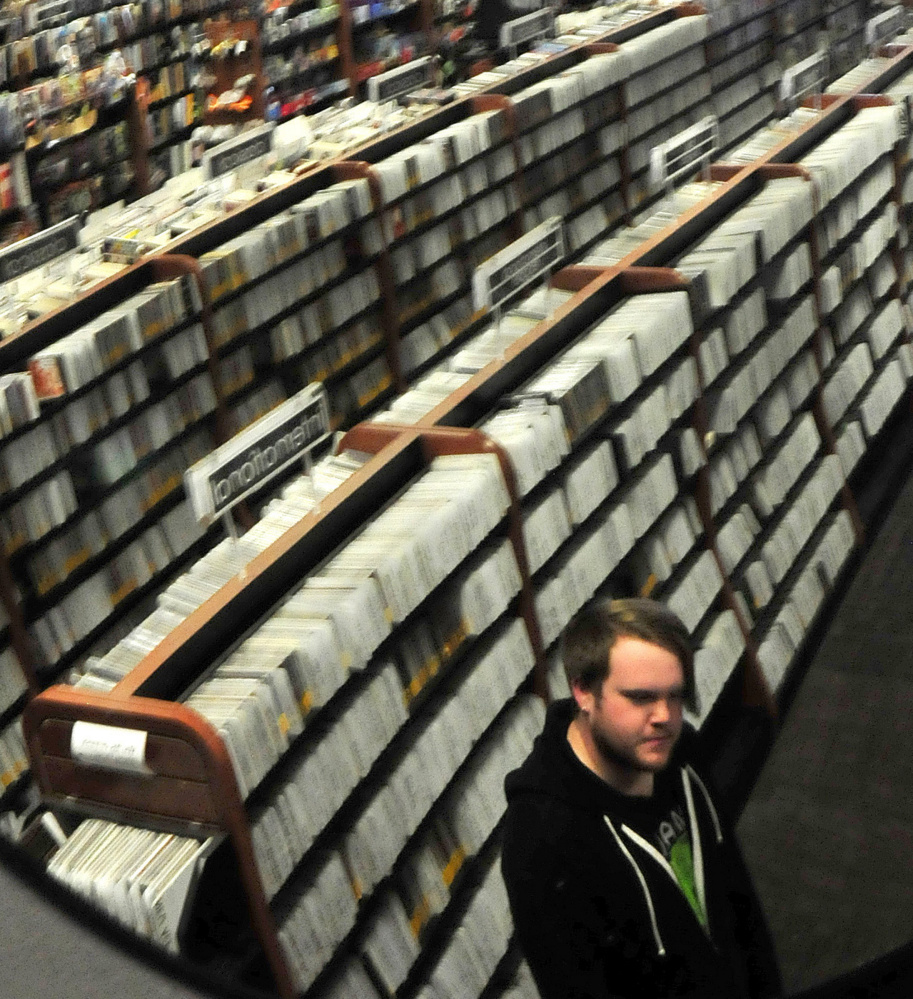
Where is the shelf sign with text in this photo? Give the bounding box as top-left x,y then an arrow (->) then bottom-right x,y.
779,50 -> 828,104
865,5 -> 905,47
0,216 -> 81,283
368,57 -> 434,104
472,217 -> 564,313
498,7 -> 555,49
203,123 -> 276,179
499,7 -> 556,50
185,383 -> 331,524
649,115 -> 719,192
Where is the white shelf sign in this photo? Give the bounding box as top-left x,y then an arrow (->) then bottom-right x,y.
649,115 -> 719,193
779,50 -> 828,104
472,217 -> 564,313
499,7 -> 556,49
71,721 -> 151,775
367,57 -> 434,104
184,383 -> 331,524
865,5 -> 905,47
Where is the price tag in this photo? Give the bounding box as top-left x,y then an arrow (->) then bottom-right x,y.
649,116 -> 718,193
0,217 -> 81,283
367,57 -> 434,104
71,721 -> 151,775
472,217 -> 564,313
184,383 -> 331,523
203,124 -> 276,180
865,5 -> 905,47
779,50 -> 828,104
499,7 -> 556,49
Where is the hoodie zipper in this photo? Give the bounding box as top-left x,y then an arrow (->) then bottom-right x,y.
603,815 -> 667,957
605,768 -> 721,954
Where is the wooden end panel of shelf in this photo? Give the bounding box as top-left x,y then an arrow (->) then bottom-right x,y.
23,688 -> 234,830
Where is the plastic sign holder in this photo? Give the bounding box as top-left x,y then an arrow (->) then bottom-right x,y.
367,57 -> 435,105
649,115 -> 719,216
0,216 -> 81,284
499,7 -> 557,60
866,5 -> 906,55
779,50 -> 829,113
202,123 -> 276,180
472,216 -> 564,346
184,383 -> 331,564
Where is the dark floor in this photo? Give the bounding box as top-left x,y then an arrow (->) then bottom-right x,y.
737,449 -> 913,995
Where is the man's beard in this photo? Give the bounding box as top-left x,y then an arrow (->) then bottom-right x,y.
591,724 -> 674,776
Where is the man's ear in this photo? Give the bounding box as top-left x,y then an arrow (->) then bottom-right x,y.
571,679 -> 595,717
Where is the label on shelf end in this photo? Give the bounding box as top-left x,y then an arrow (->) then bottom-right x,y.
71,721 -> 152,775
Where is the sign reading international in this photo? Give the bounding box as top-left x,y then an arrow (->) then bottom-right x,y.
472,217 -> 564,313
367,57 -> 434,104
0,217 -> 81,283
184,383 -> 331,524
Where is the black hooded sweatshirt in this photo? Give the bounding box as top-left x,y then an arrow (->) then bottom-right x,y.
501,699 -> 782,999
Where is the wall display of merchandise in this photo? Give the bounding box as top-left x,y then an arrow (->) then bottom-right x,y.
0,0 -> 882,229
3,1 -> 913,998
262,0 -> 349,121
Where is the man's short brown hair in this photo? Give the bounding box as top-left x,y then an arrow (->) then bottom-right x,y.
562,598 -> 697,713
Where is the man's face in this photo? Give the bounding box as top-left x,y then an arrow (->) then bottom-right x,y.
574,635 -> 686,776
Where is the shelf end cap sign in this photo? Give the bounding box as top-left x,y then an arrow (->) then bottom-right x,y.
71,721 -> 152,775
472,217 -> 564,314
649,115 -> 718,192
865,5 -> 906,46
779,49 -> 828,103
202,123 -> 276,180
367,57 -> 434,104
0,217 -> 81,284
499,7 -> 557,49
184,383 -> 331,525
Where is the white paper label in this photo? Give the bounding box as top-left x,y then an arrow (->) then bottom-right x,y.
71,721 -> 152,775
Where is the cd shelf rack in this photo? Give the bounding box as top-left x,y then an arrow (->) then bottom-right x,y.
26,421 -> 544,999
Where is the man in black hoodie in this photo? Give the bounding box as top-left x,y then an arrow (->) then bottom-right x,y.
501,598 -> 782,999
